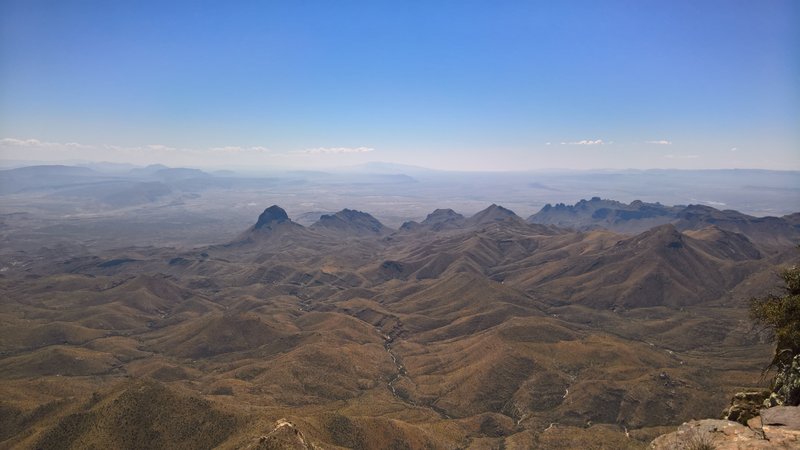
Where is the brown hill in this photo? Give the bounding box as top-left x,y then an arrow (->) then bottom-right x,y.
508,224 -> 762,308
675,204 -> 800,248
310,208 -> 392,236
400,208 -> 466,232
146,313 -> 301,359
467,204 -> 526,227
33,380 -> 239,450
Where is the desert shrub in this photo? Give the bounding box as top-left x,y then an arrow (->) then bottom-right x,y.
326,414 -> 366,449
686,433 -> 716,450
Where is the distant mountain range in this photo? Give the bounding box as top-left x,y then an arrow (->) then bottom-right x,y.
529,197 -> 800,247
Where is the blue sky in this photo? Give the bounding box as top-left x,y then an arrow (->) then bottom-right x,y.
1,0 -> 797,170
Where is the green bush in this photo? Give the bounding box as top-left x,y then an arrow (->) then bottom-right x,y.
750,264 -> 800,406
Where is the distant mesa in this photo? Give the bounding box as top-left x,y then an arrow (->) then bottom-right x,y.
2,164 -> 97,176
128,165 -> 211,180
254,205 -> 291,230
0,165 -> 102,194
152,167 -> 211,180
128,164 -> 169,176
311,208 -> 391,235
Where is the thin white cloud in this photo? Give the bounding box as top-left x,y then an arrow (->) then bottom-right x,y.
1,137 -> 91,148
0,137 -> 281,166
730,147 -> 738,152
65,142 -> 92,148
298,146 -> 375,154
561,139 -> 604,146
145,144 -> 177,152
209,145 -> 271,154
646,140 -> 672,145
1,138 -> 47,146
1,136 -> 383,168
664,154 -> 699,159
1,138 -> 274,156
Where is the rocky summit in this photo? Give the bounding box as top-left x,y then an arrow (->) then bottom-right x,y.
254,205 -> 291,229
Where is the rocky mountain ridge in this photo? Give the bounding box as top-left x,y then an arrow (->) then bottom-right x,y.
529,197 -> 800,248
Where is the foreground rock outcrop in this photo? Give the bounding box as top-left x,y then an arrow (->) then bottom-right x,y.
721,390 -> 769,424
650,406 -> 800,449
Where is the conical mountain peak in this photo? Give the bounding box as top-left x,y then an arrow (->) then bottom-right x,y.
254,205 -> 290,229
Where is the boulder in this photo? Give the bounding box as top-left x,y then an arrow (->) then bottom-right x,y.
721,390 -> 769,424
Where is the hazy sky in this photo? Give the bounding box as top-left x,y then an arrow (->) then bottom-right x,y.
1,1 -> 798,170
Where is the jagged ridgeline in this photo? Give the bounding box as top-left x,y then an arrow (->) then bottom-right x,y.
1,200 -> 798,449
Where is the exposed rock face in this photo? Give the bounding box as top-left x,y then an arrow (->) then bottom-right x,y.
256,419 -> 315,449
232,204 -> 308,245
757,407 -> 800,447
649,416 -> 798,449
529,197 -> 678,230
722,390 -> 769,424
255,205 -> 290,229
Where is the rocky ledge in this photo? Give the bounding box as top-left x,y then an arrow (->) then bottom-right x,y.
649,406 -> 800,449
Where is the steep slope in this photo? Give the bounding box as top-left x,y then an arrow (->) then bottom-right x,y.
467,204 -> 526,227
675,204 -> 800,248
367,216 -> 559,282
229,205 -> 322,253
31,380 -> 239,450
508,224 -> 762,308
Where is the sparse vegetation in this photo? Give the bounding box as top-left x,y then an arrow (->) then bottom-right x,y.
685,430 -> 716,450
750,263 -> 800,406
